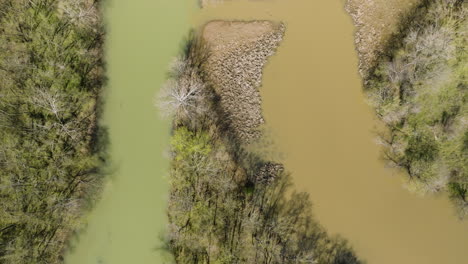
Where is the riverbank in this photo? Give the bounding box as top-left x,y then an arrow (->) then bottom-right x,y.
345,0 -> 420,78
202,20 -> 285,142
0,1 -> 105,263
347,0 -> 468,217
188,1 -> 468,263
160,20 -> 362,263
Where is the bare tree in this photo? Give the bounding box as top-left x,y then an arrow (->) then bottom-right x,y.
59,0 -> 99,27
157,58 -> 208,121
29,88 -> 64,120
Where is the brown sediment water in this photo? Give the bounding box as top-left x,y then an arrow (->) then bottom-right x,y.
192,0 -> 468,263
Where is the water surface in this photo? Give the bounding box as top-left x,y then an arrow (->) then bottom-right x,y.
65,1 -> 193,263
193,1 -> 468,263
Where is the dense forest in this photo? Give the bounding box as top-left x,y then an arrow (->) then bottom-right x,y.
0,0 -> 105,263
159,35 -> 362,264
365,0 -> 467,217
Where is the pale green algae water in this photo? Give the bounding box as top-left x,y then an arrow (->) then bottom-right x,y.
65,1 -> 195,263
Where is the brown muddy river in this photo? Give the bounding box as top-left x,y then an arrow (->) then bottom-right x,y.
193,0 -> 468,263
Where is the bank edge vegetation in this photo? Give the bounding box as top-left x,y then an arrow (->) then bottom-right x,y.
364,0 -> 467,217
0,0 -> 105,263
0,0 -> 466,263
159,33 -> 362,264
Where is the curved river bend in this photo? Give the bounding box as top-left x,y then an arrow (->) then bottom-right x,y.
193,0 -> 468,263
66,0 -> 468,263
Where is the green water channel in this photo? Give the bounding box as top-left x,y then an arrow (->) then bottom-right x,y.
65,1 -> 194,263
64,1 -> 468,263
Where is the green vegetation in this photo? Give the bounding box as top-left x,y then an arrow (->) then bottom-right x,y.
160,35 -> 362,263
365,0 -> 467,217
0,0 -> 105,263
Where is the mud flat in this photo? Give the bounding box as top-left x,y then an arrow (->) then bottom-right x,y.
345,0 -> 420,77
202,20 -> 284,142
